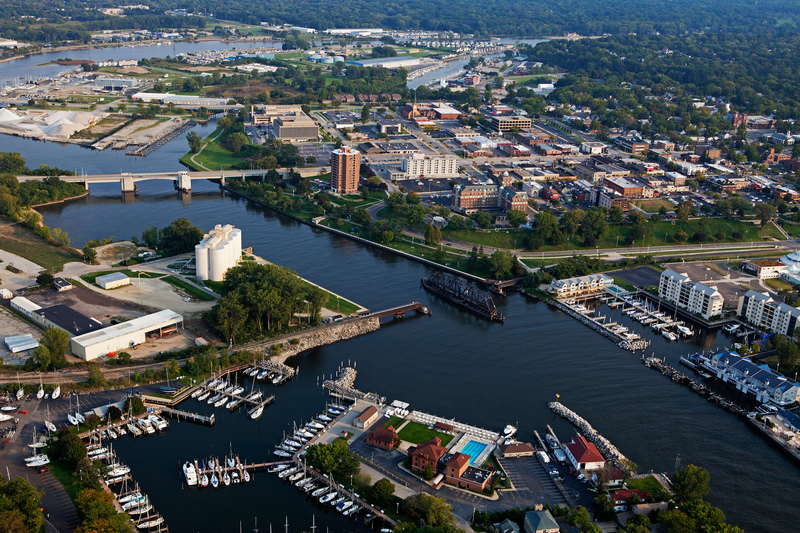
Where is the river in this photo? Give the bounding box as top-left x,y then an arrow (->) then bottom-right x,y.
30,174 -> 799,533
4,37 -> 796,533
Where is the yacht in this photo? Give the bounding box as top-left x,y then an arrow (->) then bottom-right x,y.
26,455 -> 50,467
287,471 -> 304,482
232,386 -> 244,395
677,325 -> 693,337
122,496 -> 148,511
308,421 -> 324,430
250,405 -> 264,420
126,503 -> 152,516
278,467 -> 297,479
318,414 -> 332,422
272,374 -> 284,384
208,393 -> 221,405
337,501 -> 354,513
268,464 -> 289,473
214,396 -> 229,408
227,398 -> 241,410
137,516 -> 164,529
503,424 -> 517,437
183,462 -> 198,486
127,423 -> 142,437
211,473 -> 219,488
723,323 -> 740,333
246,391 -> 262,402
200,474 -> 209,487
107,428 -> 118,440
256,370 -> 269,380
149,414 -> 168,431
545,434 -> 559,450
662,330 -> 678,341
231,471 -> 240,484
191,388 -> 203,399
319,492 -> 337,503
197,391 -> 211,402
312,486 -> 329,497
118,492 -> 142,505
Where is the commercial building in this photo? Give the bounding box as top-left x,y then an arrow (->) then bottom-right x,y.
548,274 -> 613,299
614,135 -> 649,154
742,260 -> 787,280
96,272 -> 131,290
365,425 -> 398,450
496,442 -> 535,458
491,115 -> 532,132
564,435 -> 605,472
377,120 -> 401,135
603,176 -> 643,198
70,309 -> 183,361
330,147 -> 361,194
131,92 -> 229,107
738,290 -> 800,337
250,105 -> 305,125
348,57 -> 421,69
94,77 -> 140,91
354,405 -> 380,429
10,297 -> 41,318
401,154 -> 460,178
195,224 -> 243,282
33,305 -> 103,337
659,269 -> 724,320
273,112 -> 318,140
580,141 -> 608,154
453,184 -> 526,213
53,277 -> 73,292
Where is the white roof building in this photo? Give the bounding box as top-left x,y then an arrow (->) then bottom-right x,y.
70,310 -> 183,361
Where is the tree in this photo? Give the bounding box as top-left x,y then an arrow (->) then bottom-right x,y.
401,493 -> 457,530
83,244 -> 97,265
425,223 -> 442,246
406,191 -> 421,205
609,206 -> 625,225
0,477 -> 44,533
31,345 -> 51,369
672,464 -> 711,504
36,271 -> 54,287
213,296 -> 249,343
305,440 -> 360,479
52,428 -> 87,468
157,218 -> 204,256
472,211 -> 493,229
755,203 -> 777,227
361,104 -> 371,122
41,327 -> 69,360
187,131 -> 203,153
490,251 -> 515,279
561,208 -> 585,238
507,209 -> 527,228
124,397 -> 146,415
369,478 -> 395,506
141,226 -> 159,249
676,200 -> 695,222
87,365 -> 105,388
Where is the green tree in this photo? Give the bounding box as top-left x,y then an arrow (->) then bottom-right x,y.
369,478 -> 396,506
672,464 -> 711,504
305,440 -> 361,479
187,131 -> 203,153
401,493 -> 457,530
52,428 -> 87,468
361,104 -> 371,122
31,345 -> 51,369
0,477 -> 44,533
507,209 -> 527,228
609,205 -> 625,225
472,211 -> 493,229
490,251 -> 515,279
561,208 -> 585,239
425,223 -> 442,246
213,296 -> 249,343
755,202 -> 777,227
124,397 -> 146,416
141,226 -> 159,249
157,218 -> 204,256
87,365 -> 105,388
83,244 -> 97,265
36,271 -> 54,287
676,200 -> 695,222
41,327 -> 70,360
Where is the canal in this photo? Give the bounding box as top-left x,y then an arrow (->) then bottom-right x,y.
32,175 -> 800,533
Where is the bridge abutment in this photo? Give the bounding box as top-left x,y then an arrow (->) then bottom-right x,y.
177,171 -> 192,192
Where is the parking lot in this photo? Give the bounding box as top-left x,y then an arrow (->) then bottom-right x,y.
609,266 -> 662,288
496,456 -> 567,507
297,144 -> 333,165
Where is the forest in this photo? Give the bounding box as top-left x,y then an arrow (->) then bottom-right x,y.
4,0 -> 800,43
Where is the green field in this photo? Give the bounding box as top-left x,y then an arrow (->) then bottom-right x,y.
80,269 -> 165,285
382,416 -> 404,429
397,421 -> 454,446
631,198 -> 675,213
626,476 -> 664,493
180,128 -> 244,171
0,234 -> 81,272
162,276 -> 216,301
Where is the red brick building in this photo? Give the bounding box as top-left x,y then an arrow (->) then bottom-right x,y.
409,437 -> 446,474
454,184 -> 527,213
366,425 -> 399,451
602,177 -> 643,198
444,453 -> 493,491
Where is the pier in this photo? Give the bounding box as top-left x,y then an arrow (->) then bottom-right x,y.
155,406 -> 215,426
550,297 -> 649,351
191,371 -> 276,416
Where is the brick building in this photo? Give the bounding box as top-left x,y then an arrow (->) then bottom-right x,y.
330,147 -> 361,194
366,425 -> 398,450
453,184 -> 527,213
409,437 -> 446,474
602,177 -> 643,198
491,115 -> 532,132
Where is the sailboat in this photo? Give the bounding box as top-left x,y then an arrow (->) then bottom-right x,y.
52,383 -> 60,400
75,394 -> 85,424
36,374 -> 44,400
16,373 -> 23,400
44,406 -> 56,433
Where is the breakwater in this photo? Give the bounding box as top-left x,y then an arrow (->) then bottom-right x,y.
548,401 -> 634,471
643,356 -> 748,417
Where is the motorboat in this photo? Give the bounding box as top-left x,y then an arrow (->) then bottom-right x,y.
137,419 -> 155,434
328,407 -> 342,415
88,447 -> 108,457
330,495 -> 346,506
183,462 -> 198,486
546,434 -> 559,450
116,426 -> 127,437
37,375 -> 44,400
200,474 -> 209,488
214,396 -> 229,408
107,428 -> 118,439
503,424 -> 517,437
149,415 -> 168,431
25,454 -> 49,465
723,323 -> 740,333
250,406 -> 264,420
662,330 -> 678,341
677,325 -> 693,337
278,467 -> 297,479
211,473 -> 219,488
223,472 -> 230,486
231,471 -> 240,484
287,471 -> 304,482
127,423 -> 142,437
106,466 -> 131,478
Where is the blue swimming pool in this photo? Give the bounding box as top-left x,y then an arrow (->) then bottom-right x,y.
460,440 -> 488,465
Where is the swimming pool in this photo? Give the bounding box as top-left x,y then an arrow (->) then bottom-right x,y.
460,440 -> 488,465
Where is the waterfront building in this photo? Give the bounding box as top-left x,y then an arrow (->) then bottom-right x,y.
564,435 -> 605,472
195,224 -> 242,282
548,273 -> 613,299
496,442 -> 535,458
742,260 -> 787,279
703,350 -> 800,405
33,305 -> 103,337
354,405 -> 380,429
96,272 -> 131,289
70,309 -> 183,361
365,425 -> 398,450
330,147 -> 361,194
737,289 -> 800,336
443,452 -> 493,491
408,437 -> 446,474
523,510 -> 559,533
658,269 -> 724,320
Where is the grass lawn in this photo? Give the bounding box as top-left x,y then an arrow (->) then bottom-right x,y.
611,276 -> 636,292
48,459 -> 82,502
203,279 -> 225,293
626,476 -> 664,493
161,276 -> 216,301
632,198 -> 675,213
442,227 -> 527,249
80,269 -> 165,285
382,416 -> 404,429
180,128 -> 243,171
0,228 -> 81,273
297,278 -> 361,314
397,421 -> 454,446
766,277 -> 795,291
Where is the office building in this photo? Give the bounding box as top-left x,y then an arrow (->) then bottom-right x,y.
273,112 -> 318,140
491,115 -> 532,132
330,147 -> 361,194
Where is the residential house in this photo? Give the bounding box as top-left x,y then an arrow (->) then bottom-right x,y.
523,510 -> 559,533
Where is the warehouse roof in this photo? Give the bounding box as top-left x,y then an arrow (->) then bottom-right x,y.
71,310 -> 183,349
34,305 -> 103,336
96,272 -> 129,285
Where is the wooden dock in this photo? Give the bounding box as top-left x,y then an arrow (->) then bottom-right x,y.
156,406 -> 215,426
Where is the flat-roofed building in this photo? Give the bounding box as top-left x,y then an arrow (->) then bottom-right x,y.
10,297 -> 41,319
401,154 -> 459,178
70,309 -> 183,361
330,147 -> 361,194
659,269 -> 724,320
603,176 -> 643,198
33,305 -> 103,337
274,112 -> 318,140
491,115 -> 532,132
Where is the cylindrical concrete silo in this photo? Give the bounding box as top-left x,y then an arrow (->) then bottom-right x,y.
195,243 -> 209,281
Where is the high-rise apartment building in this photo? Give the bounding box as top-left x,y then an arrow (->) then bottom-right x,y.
330,147 -> 361,194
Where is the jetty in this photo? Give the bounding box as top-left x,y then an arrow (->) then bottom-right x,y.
548,401 -> 635,471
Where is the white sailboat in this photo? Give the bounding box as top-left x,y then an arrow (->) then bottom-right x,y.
52,383 -> 60,400
44,406 -> 56,433
36,374 -> 44,400
16,373 -> 23,400
75,394 -> 85,424
249,405 -> 263,420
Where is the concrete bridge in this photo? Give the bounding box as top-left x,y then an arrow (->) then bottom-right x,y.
16,167 -> 330,194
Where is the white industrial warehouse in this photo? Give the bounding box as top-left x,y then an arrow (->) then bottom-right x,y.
195,224 -> 242,282
70,309 -> 183,361
96,272 -> 131,289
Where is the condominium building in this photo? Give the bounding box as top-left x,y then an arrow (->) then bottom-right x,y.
549,273 -> 613,298
401,154 -> 460,178
330,147 -> 361,194
659,269 -> 724,320
737,290 -> 800,336
452,184 -> 527,212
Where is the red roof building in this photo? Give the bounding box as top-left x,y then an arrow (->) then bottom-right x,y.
409,437 -> 446,474
366,425 -> 399,451
564,436 -> 605,472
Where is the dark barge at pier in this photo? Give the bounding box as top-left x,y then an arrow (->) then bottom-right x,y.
421,272 -> 504,322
